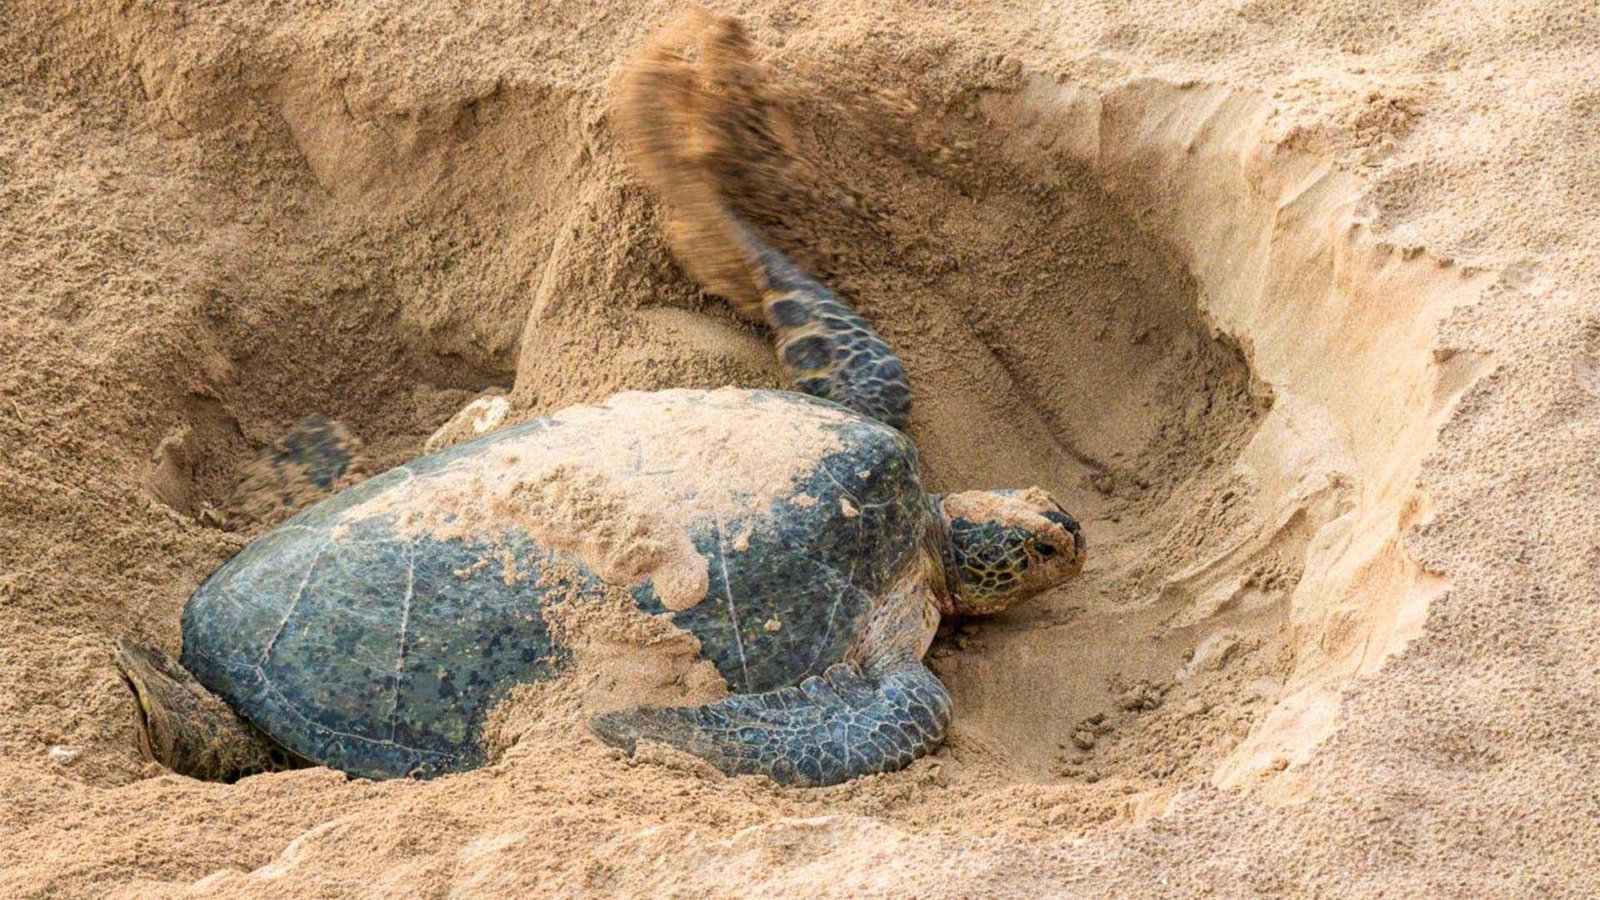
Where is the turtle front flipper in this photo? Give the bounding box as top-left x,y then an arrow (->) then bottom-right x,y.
590,654 -> 950,787
115,638 -> 299,782
746,227 -> 913,430
615,13 -> 913,431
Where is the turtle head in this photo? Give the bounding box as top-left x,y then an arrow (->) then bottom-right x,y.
936,487 -> 1085,616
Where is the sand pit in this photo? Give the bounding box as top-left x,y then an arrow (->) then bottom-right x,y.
3,2 -> 1598,897
947,77 -> 1493,792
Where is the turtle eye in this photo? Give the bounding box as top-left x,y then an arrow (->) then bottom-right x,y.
1043,509 -> 1080,534
1035,542 -> 1057,558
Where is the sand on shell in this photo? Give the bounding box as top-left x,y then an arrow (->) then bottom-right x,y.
345,387 -> 852,611
2,1 -> 1598,897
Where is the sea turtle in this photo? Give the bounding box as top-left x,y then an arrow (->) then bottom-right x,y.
113,15 -> 1087,787
119,383 -> 1084,786
115,255 -> 1087,790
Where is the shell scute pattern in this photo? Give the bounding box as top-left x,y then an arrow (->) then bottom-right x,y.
184,513 -> 569,779
632,408 -> 926,694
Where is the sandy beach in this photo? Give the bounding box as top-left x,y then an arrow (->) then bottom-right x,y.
2,1 -> 1597,896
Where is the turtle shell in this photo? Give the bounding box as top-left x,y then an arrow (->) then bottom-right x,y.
180,388 -> 933,779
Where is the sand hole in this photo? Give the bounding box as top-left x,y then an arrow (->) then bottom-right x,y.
840,76 -> 1496,800
136,58 -> 1489,819
470,69 -> 1492,809
140,260 -> 512,524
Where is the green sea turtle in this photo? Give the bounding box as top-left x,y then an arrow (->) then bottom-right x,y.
113,15 -> 1087,787
119,382 -> 1084,786
115,237 -> 1087,788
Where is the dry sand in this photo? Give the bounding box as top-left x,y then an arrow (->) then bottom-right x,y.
2,1 -> 1598,897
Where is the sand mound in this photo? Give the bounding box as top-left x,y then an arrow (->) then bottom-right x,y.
3,2 -> 1597,897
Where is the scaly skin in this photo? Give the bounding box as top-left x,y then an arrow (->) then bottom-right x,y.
614,13 -> 912,432
590,507 -> 951,788
589,455 -> 949,788
743,223 -> 913,431
591,650 -> 950,788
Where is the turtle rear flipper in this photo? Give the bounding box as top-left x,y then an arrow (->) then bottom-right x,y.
115,638 -> 298,782
590,655 -> 951,787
